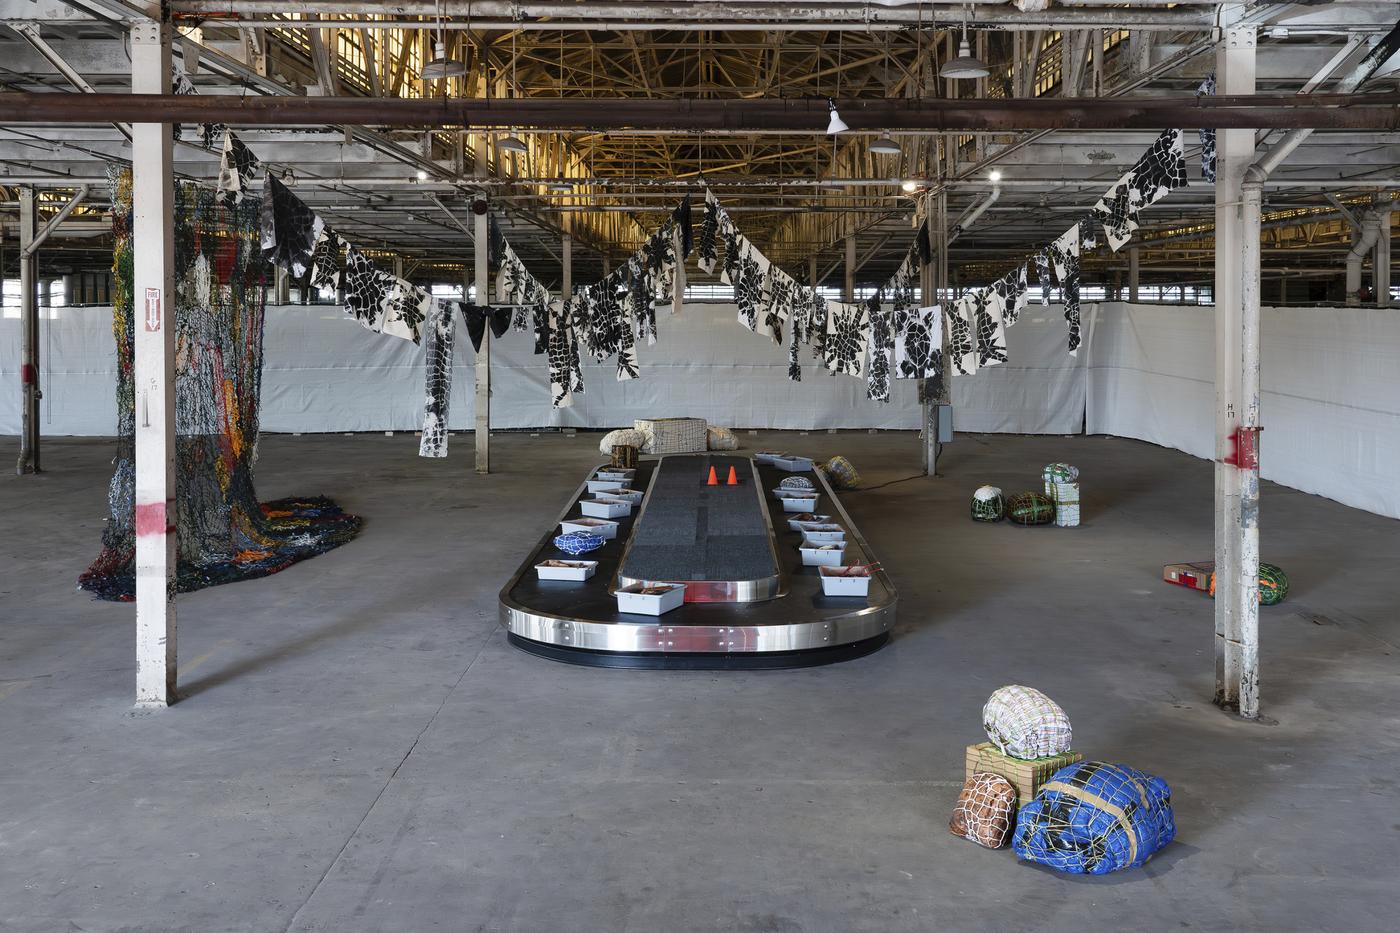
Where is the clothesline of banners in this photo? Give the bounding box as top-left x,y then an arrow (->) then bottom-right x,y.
178,63 -> 1211,457
213,115 -> 1193,458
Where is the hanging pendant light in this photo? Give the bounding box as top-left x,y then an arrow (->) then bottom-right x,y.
869,132 -> 901,155
940,14 -> 989,81
421,1 -> 465,80
498,133 -> 528,154
826,99 -> 848,135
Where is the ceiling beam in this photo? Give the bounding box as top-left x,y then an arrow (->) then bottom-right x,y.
3,92 -> 1397,130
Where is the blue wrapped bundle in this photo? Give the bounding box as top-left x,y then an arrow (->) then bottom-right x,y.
554,531 -> 605,556
1012,761 -> 1175,874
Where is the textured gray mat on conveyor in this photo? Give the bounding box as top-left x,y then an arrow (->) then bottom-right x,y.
621,455 -> 778,582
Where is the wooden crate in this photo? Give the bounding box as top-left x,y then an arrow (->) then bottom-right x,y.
965,742 -> 1083,806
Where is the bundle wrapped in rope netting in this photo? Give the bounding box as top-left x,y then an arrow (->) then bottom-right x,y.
78,169 -> 361,602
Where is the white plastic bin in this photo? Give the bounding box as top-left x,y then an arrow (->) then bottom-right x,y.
616,583 -> 686,616
581,497 -> 632,519
800,543 -> 846,567
772,456 -> 814,472
819,566 -> 871,596
587,478 -> 625,494
561,517 -> 619,540
787,513 -> 831,531
535,560 -> 598,582
801,527 -> 847,545
779,494 -> 820,513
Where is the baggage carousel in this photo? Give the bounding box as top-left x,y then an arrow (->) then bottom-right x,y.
499,453 -> 896,669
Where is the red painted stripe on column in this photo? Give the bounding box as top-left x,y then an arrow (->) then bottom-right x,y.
134,500 -> 175,536
20,364 -> 36,385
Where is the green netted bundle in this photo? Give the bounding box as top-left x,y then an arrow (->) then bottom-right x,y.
1007,492 -> 1055,526
971,485 -> 1005,522
1210,562 -> 1290,606
1042,462 -> 1080,485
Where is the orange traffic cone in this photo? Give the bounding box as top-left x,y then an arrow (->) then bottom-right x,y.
706,465 -> 719,485
726,466 -> 739,486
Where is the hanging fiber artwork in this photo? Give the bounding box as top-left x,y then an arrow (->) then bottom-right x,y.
1091,129 -> 1187,253
1006,492 -> 1056,526
1034,250 -> 1053,306
1012,761 -> 1176,874
972,286 -> 1009,369
993,264 -> 1030,328
1197,75 -> 1217,182
79,169 -> 361,601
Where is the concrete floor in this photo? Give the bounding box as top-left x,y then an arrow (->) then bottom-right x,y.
2,430 -> 1397,933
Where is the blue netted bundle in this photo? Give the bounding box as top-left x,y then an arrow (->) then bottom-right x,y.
1012,761 -> 1175,874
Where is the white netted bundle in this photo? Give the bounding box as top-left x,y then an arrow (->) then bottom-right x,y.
949,772 -> 1018,849
635,417 -> 707,454
599,428 -> 647,455
706,425 -> 739,450
983,685 -> 1073,760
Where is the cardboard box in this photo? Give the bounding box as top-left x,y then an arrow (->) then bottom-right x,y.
965,742 -> 1084,806
1163,560 -> 1214,592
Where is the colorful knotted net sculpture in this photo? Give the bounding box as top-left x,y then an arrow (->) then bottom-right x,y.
79,170 -> 361,601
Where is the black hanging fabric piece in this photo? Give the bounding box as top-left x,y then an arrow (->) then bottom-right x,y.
532,303 -> 551,355
487,214 -> 508,271
461,303 -> 489,353
260,173 -> 323,279
916,219 -> 933,267
489,306 -> 512,339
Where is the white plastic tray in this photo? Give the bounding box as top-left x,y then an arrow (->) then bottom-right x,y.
800,543 -> 846,567
560,517 -> 619,540
819,566 -> 871,596
616,583 -> 686,616
535,560 -> 598,582
581,497 -> 632,519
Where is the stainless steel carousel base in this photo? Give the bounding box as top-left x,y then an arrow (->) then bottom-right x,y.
499,454 -> 897,669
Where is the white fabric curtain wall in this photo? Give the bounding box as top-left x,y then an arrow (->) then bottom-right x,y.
3,300 -> 1398,519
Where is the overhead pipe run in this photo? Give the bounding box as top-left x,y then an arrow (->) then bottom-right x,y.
1,93 -> 1397,131
948,174 -> 1001,243
1345,210 -> 1383,304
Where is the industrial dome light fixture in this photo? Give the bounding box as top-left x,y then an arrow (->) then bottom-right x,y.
940,10 -> 989,81
420,2 -> 465,80
498,133 -> 528,154
826,99 -> 849,135
869,132 -> 901,155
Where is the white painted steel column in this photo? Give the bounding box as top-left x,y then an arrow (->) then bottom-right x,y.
844,234 -> 855,302
1128,246 -> 1140,302
474,207 -> 490,474
16,188 -> 39,474
131,19 -> 178,708
1375,205 -> 1392,307
1213,10 -> 1258,717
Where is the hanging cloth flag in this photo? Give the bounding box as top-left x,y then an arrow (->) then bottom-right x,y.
1197,74 -> 1217,182
1034,250 -> 1053,306
260,172 -> 323,279
462,303 -> 513,353
1092,128 -> 1186,252
697,189 -> 721,274
732,239 -> 769,332
308,227 -> 344,292
546,300 -> 579,409
895,305 -> 943,380
342,246 -> 422,342
946,292 -> 979,376
1091,175 -> 1135,252
865,302 -> 894,402
823,300 -> 871,378
216,130 -> 260,206
973,286 -> 1009,368
761,266 -> 794,345
787,287 -> 811,382
994,264 -> 1030,328
1049,224 -> 1083,355
419,299 -> 457,458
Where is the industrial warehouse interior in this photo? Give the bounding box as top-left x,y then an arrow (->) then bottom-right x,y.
2,0 -> 1399,930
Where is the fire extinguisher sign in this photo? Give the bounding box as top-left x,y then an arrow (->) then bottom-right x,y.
144,288 -> 161,332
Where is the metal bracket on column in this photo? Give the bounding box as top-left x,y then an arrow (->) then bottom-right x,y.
1222,426 -> 1262,471
1226,25 -> 1257,50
